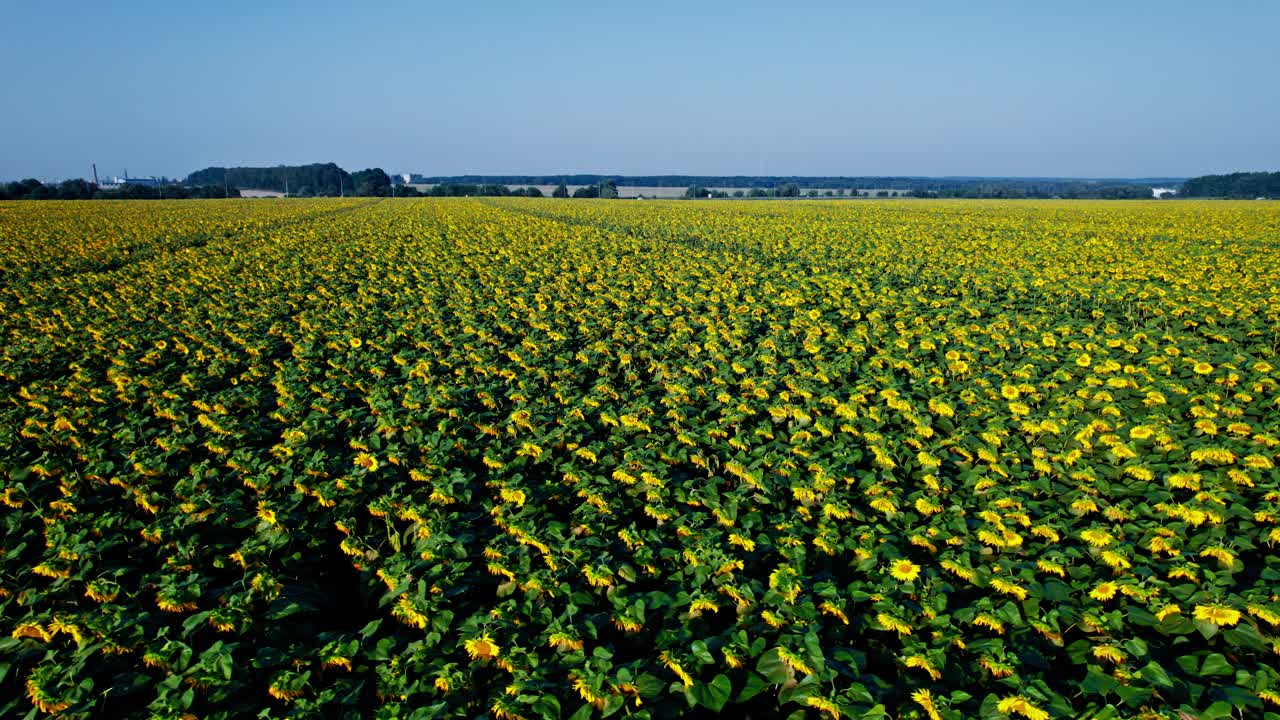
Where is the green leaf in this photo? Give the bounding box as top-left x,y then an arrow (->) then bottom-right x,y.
691,640 -> 714,665
1157,615 -> 1196,636
736,672 -> 769,702
1138,661 -> 1173,689
802,631 -> 826,672
1115,684 -> 1152,707
1082,668 -> 1119,696
1200,653 -> 1233,677
601,694 -> 625,717
1200,701 -> 1236,720
532,696 -> 561,720
756,648 -> 790,685
1127,607 -> 1158,627
1223,623 -> 1268,651
1121,637 -> 1149,660
1216,685 -> 1262,709
635,673 -> 666,698
692,674 -> 732,712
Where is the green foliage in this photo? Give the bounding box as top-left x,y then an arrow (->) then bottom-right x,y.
1,198 -> 1278,718
1181,171 -> 1280,199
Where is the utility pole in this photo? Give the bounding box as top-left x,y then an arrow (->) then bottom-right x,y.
283,166 -> 289,197
92,163 -> 99,186
224,167 -> 229,199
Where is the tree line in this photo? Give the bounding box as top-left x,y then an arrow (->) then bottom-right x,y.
1179,172 -> 1280,199
421,179 -> 619,198
420,184 -> 544,197
186,164 -> 397,197
0,178 -> 235,201
13,166 -> 1278,202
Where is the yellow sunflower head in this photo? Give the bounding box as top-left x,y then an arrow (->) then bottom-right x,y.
889,559 -> 921,583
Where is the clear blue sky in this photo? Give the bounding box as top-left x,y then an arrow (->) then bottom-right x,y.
3,0 -> 1277,181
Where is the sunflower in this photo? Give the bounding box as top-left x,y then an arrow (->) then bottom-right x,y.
997,695 -> 1049,720
1092,645 -> 1126,664
1193,604 -> 1241,627
889,559 -> 921,583
877,612 -> 912,636
464,634 -> 500,660
353,452 -> 379,471
804,695 -> 842,719
912,689 -> 943,720
1079,528 -> 1115,547
904,655 -> 941,680
1090,582 -> 1119,601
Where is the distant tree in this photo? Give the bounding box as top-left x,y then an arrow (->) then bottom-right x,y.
352,168 -> 392,196
598,179 -> 619,199
1094,185 -> 1154,200
733,190 -> 744,198
524,186 -> 543,198
748,188 -> 768,198
552,183 -> 570,198
9,179 -> 43,199
188,163 -> 350,196
572,186 -> 599,198
56,179 -> 95,199
877,190 -> 890,197
807,190 -> 820,198
836,189 -> 845,196
776,183 -> 800,197
685,185 -> 710,199
1180,171 -> 1280,198
187,185 -> 239,199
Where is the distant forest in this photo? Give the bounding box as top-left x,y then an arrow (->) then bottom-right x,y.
1179,172 -> 1280,198
186,164 -> 394,197
0,178 -> 233,201
6,165 -> 1279,201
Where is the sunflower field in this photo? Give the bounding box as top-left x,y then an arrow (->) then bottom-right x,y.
2,197 -> 1280,720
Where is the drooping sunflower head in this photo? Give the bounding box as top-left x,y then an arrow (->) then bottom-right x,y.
464,634 -> 500,660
